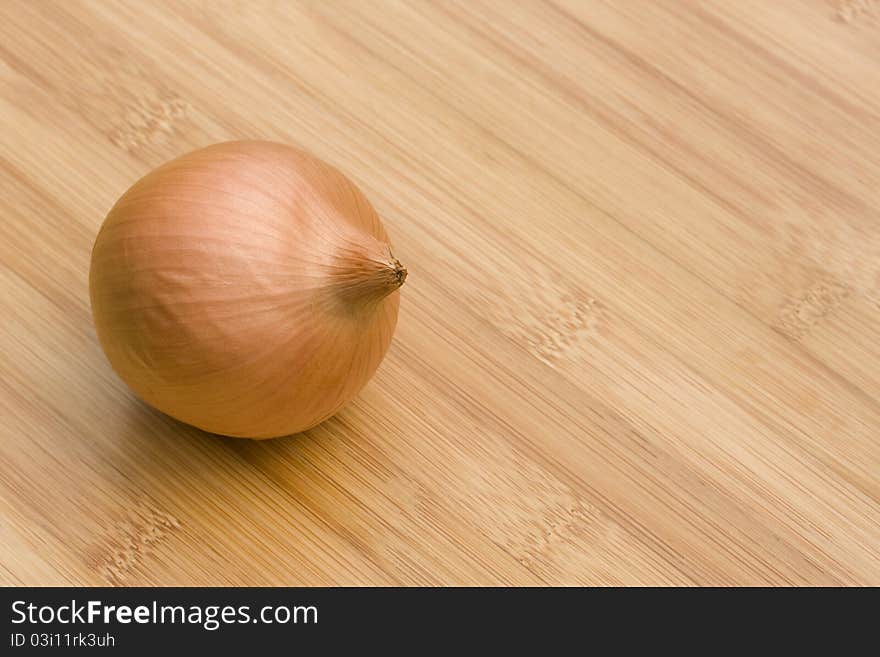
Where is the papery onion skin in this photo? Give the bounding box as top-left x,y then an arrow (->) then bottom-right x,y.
89,141 -> 405,439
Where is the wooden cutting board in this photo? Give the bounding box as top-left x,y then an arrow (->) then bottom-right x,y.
2,0 -> 878,586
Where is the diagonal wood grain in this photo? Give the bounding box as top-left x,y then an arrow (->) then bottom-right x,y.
0,0 -> 878,585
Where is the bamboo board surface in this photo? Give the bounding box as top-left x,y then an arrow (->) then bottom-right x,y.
1,0 -> 879,586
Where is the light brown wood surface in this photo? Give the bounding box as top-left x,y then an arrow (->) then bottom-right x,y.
2,0 -> 879,586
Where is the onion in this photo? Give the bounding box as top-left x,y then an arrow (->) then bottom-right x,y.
89,141 -> 405,439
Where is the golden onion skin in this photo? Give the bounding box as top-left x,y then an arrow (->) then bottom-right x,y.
89,141 -> 404,439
